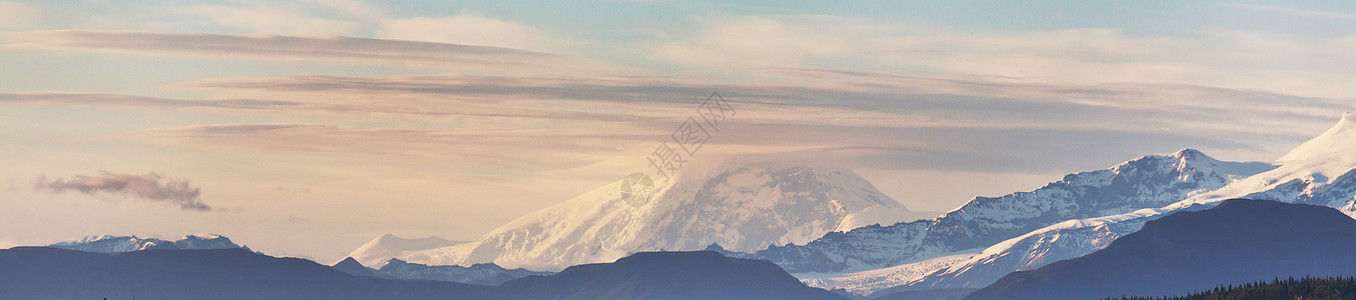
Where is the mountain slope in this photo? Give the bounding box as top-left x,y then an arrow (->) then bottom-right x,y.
964,199 -> 1356,300
49,234 -> 246,253
400,165 -> 912,270
907,113 -> 1356,291
0,247 -> 494,299
499,251 -> 847,300
345,233 -> 464,267
798,251 -> 979,296
755,149 -> 1272,273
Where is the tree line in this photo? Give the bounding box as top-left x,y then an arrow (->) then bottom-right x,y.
1103,276 -> 1356,300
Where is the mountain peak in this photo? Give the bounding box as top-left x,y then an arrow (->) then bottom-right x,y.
184,233 -> 223,239
1277,113 -> 1356,162
392,162 -> 914,270
335,256 -> 362,266
1171,148 -> 1206,159
331,256 -> 378,277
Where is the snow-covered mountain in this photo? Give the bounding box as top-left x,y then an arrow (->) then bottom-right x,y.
902,113 -> 1356,292
345,233 -> 465,267
50,234 -> 246,253
395,164 -> 915,271
753,149 -> 1273,274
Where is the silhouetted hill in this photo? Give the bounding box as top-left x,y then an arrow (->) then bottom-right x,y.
966,199 -> 1356,300
500,251 -> 847,300
872,288 -> 976,300
332,256 -> 379,277
0,247 -> 839,299
0,247 -> 493,299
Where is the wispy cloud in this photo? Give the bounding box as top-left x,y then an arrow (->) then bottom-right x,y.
0,30 -> 618,74
35,171 -> 213,211
5,67 -> 1341,171
0,91 -> 298,110
375,13 -> 584,53
647,14 -> 1356,98
166,0 -> 580,53
174,3 -> 365,36
1223,3 -> 1356,22
124,124 -> 653,175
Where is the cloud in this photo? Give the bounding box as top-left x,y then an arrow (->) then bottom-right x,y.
55,1 -> 585,58
178,71 -> 1348,136
0,30 -> 616,74
647,14 -> 1356,98
0,91 -> 298,110
4,25 -> 1349,176
112,78 -> 1338,175
304,0 -> 388,19
175,3 -> 365,36
35,171 -> 213,211
4,59 -> 1343,170
375,13 -> 583,53
178,1 -> 579,52
1223,3 -> 1356,22
123,124 -> 652,177
0,2 -> 42,30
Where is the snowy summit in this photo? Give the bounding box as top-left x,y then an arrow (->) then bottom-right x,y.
385,164 -> 922,271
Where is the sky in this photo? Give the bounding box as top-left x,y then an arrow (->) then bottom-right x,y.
1,0 -> 1355,262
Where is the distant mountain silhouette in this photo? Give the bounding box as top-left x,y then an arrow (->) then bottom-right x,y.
331,257 -> 379,277
499,251 -> 847,300
872,288 -> 976,300
965,199 -> 1356,300
374,258 -> 553,286
0,247 -> 492,299
0,247 -> 839,299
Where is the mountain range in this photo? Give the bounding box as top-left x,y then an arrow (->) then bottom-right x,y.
344,257 -> 554,285
499,251 -> 845,300
0,246 -> 842,300
965,199 -> 1356,299
50,234 -> 247,253
753,148 -> 1273,275
891,113 -> 1356,294
0,247 -> 495,299
18,114 -> 1356,299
